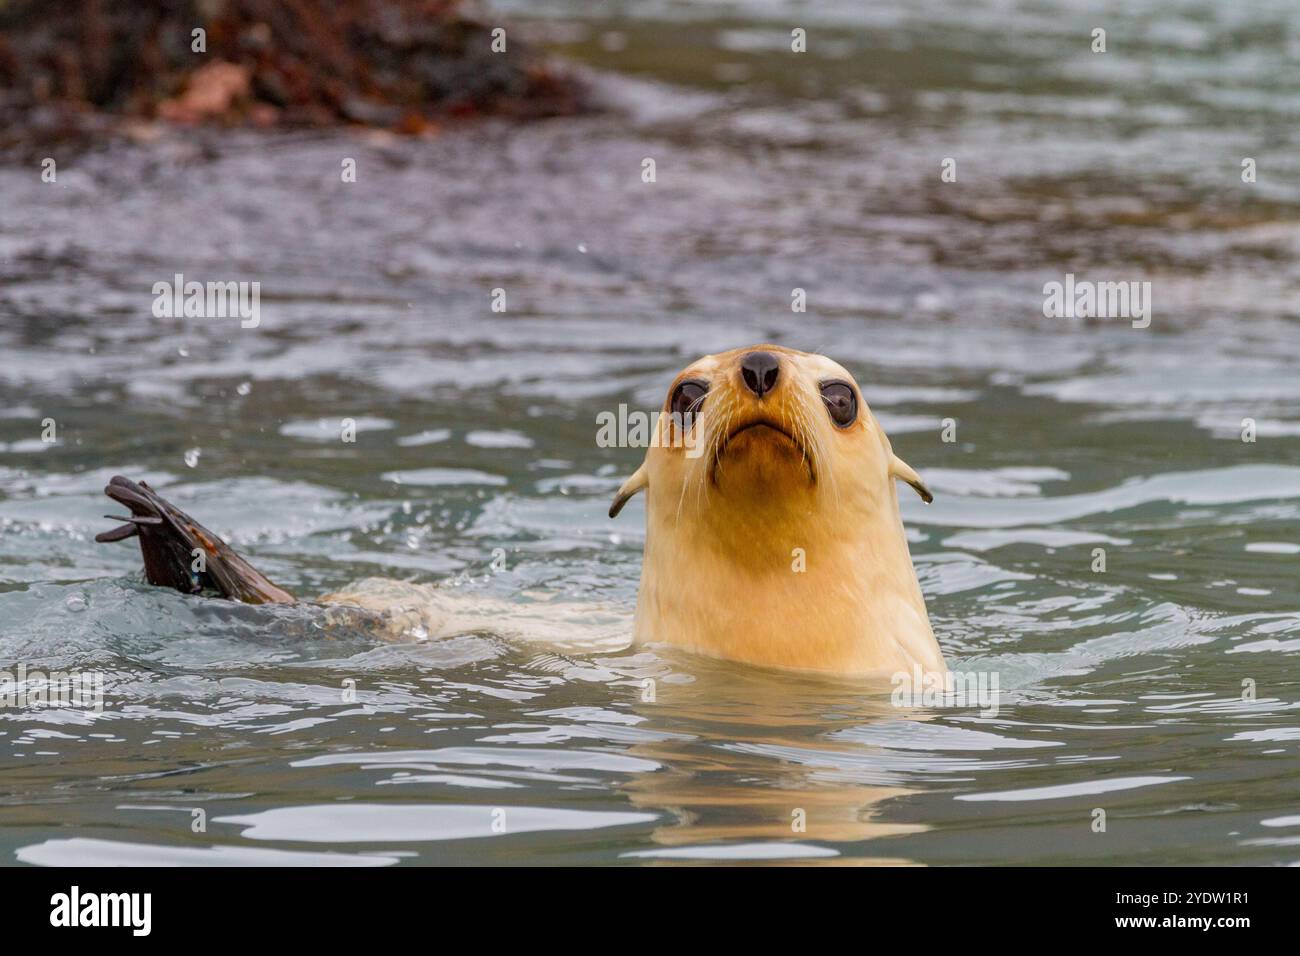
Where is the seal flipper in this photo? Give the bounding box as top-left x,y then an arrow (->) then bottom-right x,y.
98,475 -> 295,604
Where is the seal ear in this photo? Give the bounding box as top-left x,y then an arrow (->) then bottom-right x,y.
889,454 -> 933,504
608,464 -> 649,518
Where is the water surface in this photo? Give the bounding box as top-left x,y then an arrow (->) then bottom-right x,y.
1,0 -> 1299,865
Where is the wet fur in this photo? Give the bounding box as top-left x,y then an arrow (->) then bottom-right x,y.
610,345 -> 944,676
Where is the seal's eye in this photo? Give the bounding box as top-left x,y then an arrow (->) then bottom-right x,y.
820,381 -> 857,427
671,379 -> 708,424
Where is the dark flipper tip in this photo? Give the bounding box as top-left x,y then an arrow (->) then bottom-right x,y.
95,524 -> 139,543
96,474 -> 295,605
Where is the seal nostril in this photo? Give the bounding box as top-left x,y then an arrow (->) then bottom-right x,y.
739,351 -> 780,398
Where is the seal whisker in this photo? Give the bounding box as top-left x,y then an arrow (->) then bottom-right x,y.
701,395 -> 735,508
809,403 -> 840,507
789,400 -> 817,488
789,401 -> 813,481
677,390 -> 729,524
674,410 -> 696,525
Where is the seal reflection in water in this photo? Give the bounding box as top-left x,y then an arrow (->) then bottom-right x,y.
611,651 -> 929,861
96,345 -> 942,677
609,345 -> 943,677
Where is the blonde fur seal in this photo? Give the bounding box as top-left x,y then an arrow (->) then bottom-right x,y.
608,345 -> 943,676
97,346 -> 942,676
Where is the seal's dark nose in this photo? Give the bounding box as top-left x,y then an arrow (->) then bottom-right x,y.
739,351 -> 780,398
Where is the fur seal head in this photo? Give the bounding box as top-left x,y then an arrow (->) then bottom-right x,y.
610,345 -> 944,676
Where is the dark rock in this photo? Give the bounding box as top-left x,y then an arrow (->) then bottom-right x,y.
0,0 -> 585,151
